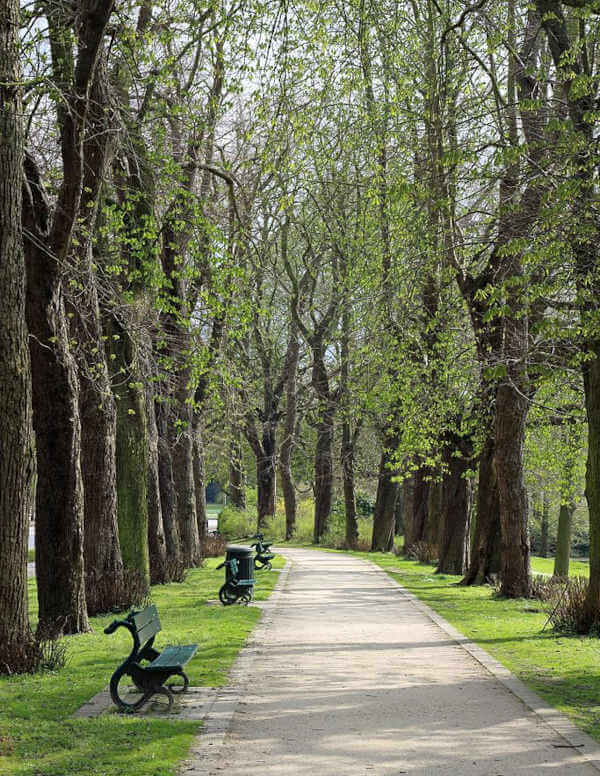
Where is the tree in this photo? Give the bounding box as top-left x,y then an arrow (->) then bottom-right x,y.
24,0 -> 119,635
535,0 -> 600,625
0,0 -> 37,671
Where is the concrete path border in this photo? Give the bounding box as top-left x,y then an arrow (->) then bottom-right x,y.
372,560 -> 600,773
179,559 -> 292,774
181,549 -> 600,774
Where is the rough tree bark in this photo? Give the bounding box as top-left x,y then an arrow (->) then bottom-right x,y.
342,423 -> 360,550
371,441 -> 400,552
156,399 -> 182,568
0,0 -> 38,669
437,434 -> 473,575
311,343 -> 337,543
21,0 -> 116,634
24,158 -> 89,637
404,469 -> 429,553
229,432 -> 246,509
554,503 -> 574,578
461,433 -> 501,584
145,378 -> 167,584
70,56 -> 124,613
167,368 -> 200,567
535,0 -> 600,620
279,319 -> 300,540
193,427 -> 207,548
540,493 -> 549,559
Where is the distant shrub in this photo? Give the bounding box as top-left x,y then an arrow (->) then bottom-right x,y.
219,505 -> 256,540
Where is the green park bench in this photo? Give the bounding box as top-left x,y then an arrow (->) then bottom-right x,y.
104,604 -> 197,713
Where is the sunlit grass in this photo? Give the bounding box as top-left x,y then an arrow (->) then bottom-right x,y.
531,555 -> 589,577
1,556 -> 284,776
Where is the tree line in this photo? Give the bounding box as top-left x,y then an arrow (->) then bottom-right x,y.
2,0 -> 600,673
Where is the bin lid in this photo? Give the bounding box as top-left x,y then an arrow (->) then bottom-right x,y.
225,544 -> 254,556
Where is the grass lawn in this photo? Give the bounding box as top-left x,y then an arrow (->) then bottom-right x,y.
0,556 -> 284,776
531,555 -> 589,577
358,551 -> 600,742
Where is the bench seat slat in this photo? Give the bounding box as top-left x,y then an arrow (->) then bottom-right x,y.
147,645 -> 198,670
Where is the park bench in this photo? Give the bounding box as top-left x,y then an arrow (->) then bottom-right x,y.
104,604 -> 197,713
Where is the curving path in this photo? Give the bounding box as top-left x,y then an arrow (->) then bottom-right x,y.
182,548 -> 600,776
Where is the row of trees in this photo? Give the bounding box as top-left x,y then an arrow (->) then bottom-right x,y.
2,0 -> 600,672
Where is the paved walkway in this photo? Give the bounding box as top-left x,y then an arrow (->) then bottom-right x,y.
182,548 -> 600,776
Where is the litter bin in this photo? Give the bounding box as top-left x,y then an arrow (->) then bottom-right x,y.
217,545 -> 255,605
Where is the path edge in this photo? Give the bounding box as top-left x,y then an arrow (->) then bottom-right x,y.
179,557 -> 292,775
371,560 -> 600,773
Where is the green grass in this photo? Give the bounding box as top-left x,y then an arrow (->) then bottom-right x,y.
354,551 -> 600,742
1,556 -> 284,776
531,555 -> 589,577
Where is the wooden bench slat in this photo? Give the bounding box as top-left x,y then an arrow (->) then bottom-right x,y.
147,644 -> 198,670
131,605 -> 160,630
136,619 -> 161,646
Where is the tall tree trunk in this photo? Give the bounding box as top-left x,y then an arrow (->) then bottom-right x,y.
405,469 -> 429,553
146,379 -> 167,584
193,426 -> 207,549
164,365 -> 200,567
279,320 -> 300,540
21,0 -> 116,637
402,475 -> 415,550
280,442 -> 297,540
540,493 -> 549,559
495,376 -> 531,597
342,422 -> 359,550
535,0 -> 600,623
71,57 -> 124,614
169,394 -> 200,567
437,437 -> 473,575
426,478 -> 443,548
371,445 -> 399,552
256,429 -> 277,530
554,503 -> 574,578
112,328 -> 150,594
313,405 -> 335,542
156,400 -> 181,567
229,432 -> 246,509
0,4 -> 37,668
461,433 -> 501,585
80,375 -> 124,611
583,354 -> 600,618
23,159 -> 89,638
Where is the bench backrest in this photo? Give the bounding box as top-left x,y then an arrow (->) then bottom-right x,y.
130,605 -> 161,650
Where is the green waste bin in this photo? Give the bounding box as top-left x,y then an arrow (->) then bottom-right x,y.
224,545 -> 255,586
217,545 -> 255,605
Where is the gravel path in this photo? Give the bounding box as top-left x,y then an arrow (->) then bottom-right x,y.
182,548 -> 600,776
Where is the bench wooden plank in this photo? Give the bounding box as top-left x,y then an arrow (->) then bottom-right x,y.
131,605 -> 160,630
135,619 -> 161,646
148,644 -> 198,670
